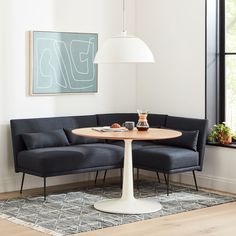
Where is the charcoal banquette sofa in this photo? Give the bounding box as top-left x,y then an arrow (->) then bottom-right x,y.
10,113 -> 208,200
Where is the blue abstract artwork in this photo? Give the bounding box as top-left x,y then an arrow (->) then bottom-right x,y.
30,31 -> 98,94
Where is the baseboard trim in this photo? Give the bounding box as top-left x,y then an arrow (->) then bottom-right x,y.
140,170 -> 236,194
176,172 -> 236,194
0,176 -> 121,200
2,170 -> 236,197
0,169 -> 121,194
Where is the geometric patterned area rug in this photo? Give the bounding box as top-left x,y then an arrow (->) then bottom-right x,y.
0,180 -> 235,236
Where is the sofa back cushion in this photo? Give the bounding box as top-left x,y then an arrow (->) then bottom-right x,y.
159,130 -> 199,151
22,129 -> 69,150
97,113 -> 167,128
97,113 -> 139,127
64,128 -> 104,145
165,116 -> 208,169
147,114 -> 167,128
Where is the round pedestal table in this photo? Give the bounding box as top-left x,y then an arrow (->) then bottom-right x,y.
72,127 -> 181,214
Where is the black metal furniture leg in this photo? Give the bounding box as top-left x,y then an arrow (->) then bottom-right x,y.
156,171 -> 160,183
166,174 -> 170,196
164,173 -> 167,184
120,168 -> 123,189
137,168 -> 140,190
103,170 -> 107,183
43,177 -> 46,201
192,170 -> 198,191
20,173 -> 25,194
95,171 -> 99,184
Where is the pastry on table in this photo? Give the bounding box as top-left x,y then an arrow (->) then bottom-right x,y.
111,123 -> 121,128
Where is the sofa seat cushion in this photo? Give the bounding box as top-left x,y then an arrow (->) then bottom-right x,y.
17,144 -> 124,176
133,145 -> 199,171
109,141 -> 154,150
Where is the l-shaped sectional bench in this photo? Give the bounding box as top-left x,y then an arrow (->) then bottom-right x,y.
10,113 -> 208,199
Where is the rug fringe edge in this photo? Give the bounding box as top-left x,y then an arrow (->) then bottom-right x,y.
0,212 -> 63,236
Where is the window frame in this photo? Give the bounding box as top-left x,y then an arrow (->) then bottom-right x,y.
206,0 -> 236,147
219,0 -> 225,123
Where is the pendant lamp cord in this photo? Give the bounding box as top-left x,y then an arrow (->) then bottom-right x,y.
122,0 -> 126,33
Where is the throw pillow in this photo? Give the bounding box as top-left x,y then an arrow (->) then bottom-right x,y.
159,130 -> 199,151
22,129 -> 70,150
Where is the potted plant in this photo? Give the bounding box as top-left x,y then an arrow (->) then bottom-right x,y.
208,122 -> 232,145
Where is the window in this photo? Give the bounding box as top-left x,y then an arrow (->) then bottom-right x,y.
206,0 -> 236,133
223,0 -> 236,132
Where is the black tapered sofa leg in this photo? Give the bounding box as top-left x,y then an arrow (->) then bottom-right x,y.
166,174 -> 170,196
136,168 -> 140,190
43,177 -> 47,201
192,170 -> 198,191
20,173 -> 25,194
94,171 -> 99,184
103,170 -> 107,183
164,173 -> 167,185
156,171 -> 160,183
120,168 -> 123,189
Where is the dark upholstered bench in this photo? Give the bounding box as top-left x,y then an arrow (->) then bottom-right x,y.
133,115 -> 208,195
10,113 -> 208,199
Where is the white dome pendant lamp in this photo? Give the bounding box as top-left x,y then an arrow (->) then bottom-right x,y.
94,0 -> 155,63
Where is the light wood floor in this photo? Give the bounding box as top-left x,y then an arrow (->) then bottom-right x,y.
0,180 -> 235,236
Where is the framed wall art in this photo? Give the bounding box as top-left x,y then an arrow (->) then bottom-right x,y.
29,31 -> 98,95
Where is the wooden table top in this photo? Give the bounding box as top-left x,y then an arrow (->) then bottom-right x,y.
72,127 -> 182,141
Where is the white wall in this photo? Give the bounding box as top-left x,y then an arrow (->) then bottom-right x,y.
136,0 -> 236,194
0,0 -> 136,192
136,0 -> 205,118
